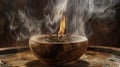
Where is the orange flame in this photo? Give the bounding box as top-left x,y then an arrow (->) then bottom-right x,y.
58,16 -> 66,35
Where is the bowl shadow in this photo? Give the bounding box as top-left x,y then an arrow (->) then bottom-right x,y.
25,60 -> 89,67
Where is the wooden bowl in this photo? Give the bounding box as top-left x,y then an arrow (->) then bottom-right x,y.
29,35 -> 88,65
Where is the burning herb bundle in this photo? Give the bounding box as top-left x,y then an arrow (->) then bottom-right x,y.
46,35 -> 72,42
45,16 -> 72,42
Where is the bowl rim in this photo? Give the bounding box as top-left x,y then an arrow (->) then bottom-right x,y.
29,35 -> 88,44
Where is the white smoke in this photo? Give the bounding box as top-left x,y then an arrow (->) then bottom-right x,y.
89,0 -> 118,17
8,0 -> 119,40
49,0 -> 68,25
43,0 -> 68,34
86,0 -> 119,37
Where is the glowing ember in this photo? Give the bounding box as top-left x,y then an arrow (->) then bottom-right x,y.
58,16 -> 66,36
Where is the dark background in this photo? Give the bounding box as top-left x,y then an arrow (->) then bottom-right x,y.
0,0 -> 120,47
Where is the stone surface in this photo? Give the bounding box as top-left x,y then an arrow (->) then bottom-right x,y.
0,46 -> 120,67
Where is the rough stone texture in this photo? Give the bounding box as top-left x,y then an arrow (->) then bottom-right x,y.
0,46 -> 120,67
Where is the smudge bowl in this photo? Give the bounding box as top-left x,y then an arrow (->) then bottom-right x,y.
29,35 -> 88,65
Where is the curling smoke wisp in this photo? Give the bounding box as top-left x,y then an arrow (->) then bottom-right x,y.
8,0 -> 119,41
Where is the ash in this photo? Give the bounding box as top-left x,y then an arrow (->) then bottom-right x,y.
45,35 -> 72,42
0,60 -> 11,67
